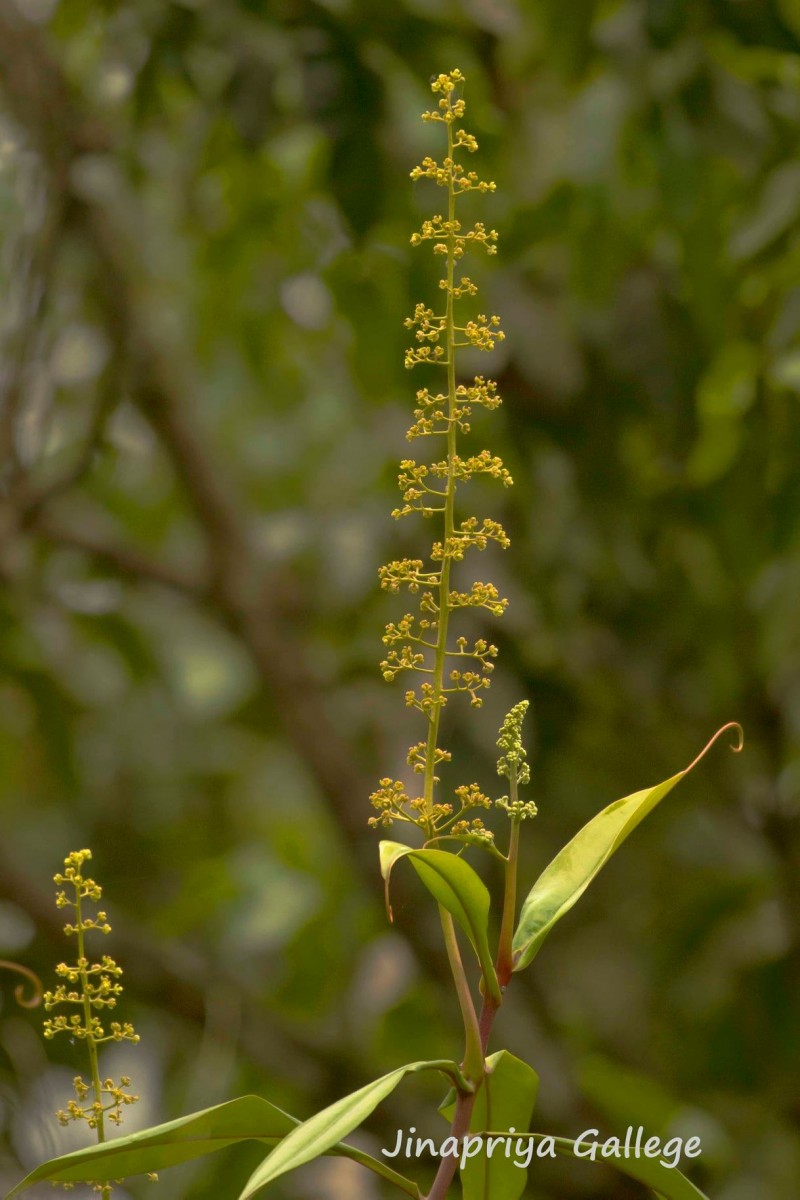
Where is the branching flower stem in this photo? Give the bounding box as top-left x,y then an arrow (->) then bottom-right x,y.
417,87 -> 494,1108
423,89 -> 491,1200
421,114 -> 482,1091
376,69 -> 517,1199
421,111 -> 458,827
44,850 -> 141,1200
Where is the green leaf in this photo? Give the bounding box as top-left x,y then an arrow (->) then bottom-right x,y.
512,725 -> 743,972
440,1051 -> 539,1200
5,1096 -> 294,1198
380,841 -> 501,1002
545,1134 -> 709,1199
4,1095 -> 421,1200
238,1060 -> 450,1199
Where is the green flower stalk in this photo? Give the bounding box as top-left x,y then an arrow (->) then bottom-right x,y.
494,701 -> 535,985
43,850 -> 141,1197
372,69 -> 511,849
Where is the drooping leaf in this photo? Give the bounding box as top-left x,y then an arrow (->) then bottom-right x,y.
4,1095 -> 421,1200
440,1051 -> 539,1200
512,725 -> 742,972
380,841 -> 501,1002
238,1060 -> 452,1199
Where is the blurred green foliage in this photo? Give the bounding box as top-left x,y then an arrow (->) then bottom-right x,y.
1,1 -> 799,1197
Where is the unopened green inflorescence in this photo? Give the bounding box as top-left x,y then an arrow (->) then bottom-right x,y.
44,850 -> 143,1196
371,69 -> 522,847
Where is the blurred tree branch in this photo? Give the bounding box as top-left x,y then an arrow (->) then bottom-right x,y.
0,0 -> 376,876
0,0 -> 479,1031
33,516 -> 205,595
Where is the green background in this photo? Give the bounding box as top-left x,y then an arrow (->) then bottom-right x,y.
0,1 -> 798,1196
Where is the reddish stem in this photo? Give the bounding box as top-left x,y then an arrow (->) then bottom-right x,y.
423,995 -> 500,1200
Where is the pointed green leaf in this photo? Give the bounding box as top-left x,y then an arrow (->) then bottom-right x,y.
512,723 -> 743,972
5,1096 -> 294,1198
545,1134 -> 709,1199
440,1051 -> 539,1200
4,1095 -> 421,1200
380,841 -> 501,1002
512,773 -> 682,971
238,1060 -> 451,1199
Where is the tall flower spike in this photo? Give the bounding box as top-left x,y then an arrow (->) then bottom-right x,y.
371,69 -> 510,843
45,850 -> 143,1197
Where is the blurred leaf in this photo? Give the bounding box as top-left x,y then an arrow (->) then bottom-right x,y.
777,0 -> 800,37
696,342 -> 758,420
768,349 -> 800,391
4,667 -> 80,794
579,1054 -> 680,1134
729,164 -> 800,261
688,341 -> 759,483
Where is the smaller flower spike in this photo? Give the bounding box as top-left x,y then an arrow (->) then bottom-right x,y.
496,701 -> 531,785
45,850 -> 141,1197
496,702 -> 538,821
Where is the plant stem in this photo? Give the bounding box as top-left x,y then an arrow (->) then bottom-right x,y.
75,885 -> 112,1200
423,992 -> 500,1200
438,906 -> 484,1083
420,85 -> 501,1200
496,768 -> 521,986
75,886 -> 106,1145
422,111 -> 457,820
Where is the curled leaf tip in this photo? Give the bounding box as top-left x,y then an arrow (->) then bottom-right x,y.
684,721 -> 744,775
0,960 -> 43,1009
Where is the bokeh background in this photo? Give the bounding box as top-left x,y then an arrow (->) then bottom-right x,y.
1,1 -> 799,1197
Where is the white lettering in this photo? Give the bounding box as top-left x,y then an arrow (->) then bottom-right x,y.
574,1130 -> 600,1161
513,1138 -> 534,1169
460,1136 -> 483,1170
660,1137 -> 683,1169
382,1129 -> 403,1158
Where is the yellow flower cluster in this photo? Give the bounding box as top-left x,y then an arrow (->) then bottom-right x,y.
56,1075 -> 139,1130
372,70 -> 512,841
44,849 -> 140,1163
